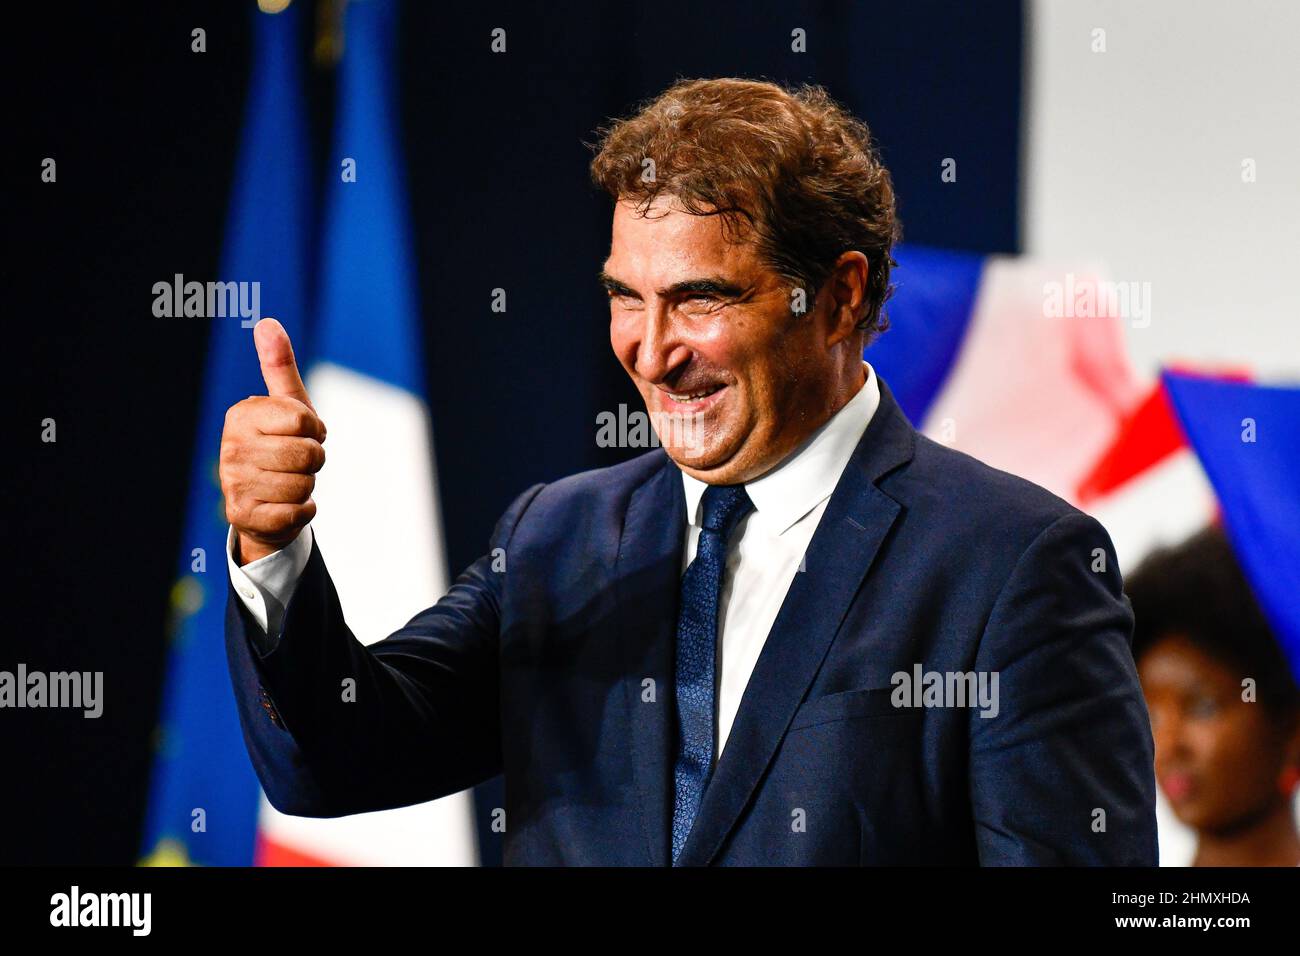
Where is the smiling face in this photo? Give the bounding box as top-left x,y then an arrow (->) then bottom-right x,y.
1139,633 -> 1295,833
603,196 -> 867,485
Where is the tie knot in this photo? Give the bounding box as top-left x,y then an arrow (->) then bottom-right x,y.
699,483 -> 754,536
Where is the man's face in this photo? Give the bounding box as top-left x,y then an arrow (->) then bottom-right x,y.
603,196 -> 844,485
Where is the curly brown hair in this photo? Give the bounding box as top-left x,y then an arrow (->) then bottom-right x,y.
589,77 -> 900,338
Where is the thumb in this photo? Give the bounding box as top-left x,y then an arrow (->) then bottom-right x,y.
254,318 -> 314,412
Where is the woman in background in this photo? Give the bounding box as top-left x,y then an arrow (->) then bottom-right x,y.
1127,525 -> 1300,866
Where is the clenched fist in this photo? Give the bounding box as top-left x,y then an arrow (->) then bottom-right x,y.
220,318 -> 327,565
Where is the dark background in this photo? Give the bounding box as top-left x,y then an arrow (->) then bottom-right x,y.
6,0 -> 1021,864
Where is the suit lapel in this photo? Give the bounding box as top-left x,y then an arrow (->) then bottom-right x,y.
614,452 -> 685,866
675,377 -> 917,866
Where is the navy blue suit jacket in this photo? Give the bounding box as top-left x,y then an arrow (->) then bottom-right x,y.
226,377 -> 1158,865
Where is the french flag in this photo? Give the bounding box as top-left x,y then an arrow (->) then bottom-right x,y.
140,1 -> 311,868
870,245 -> 1150,510
871,248 -> 1295,623
142,0 -> 479,868
252,0 -> 478,867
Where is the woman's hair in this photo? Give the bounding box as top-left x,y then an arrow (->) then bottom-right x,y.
1126,524 -> 1300,719
589,77 -> 900,340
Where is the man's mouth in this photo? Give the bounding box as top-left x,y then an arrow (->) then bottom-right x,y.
658,383 -> 727,412
667,384 -> 723,402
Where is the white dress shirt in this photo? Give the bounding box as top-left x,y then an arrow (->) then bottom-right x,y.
679,362 -> 879,758
227,524 -> 313,652
228,363 -> 881,757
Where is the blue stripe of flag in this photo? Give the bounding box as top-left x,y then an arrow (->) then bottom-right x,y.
140,2 -> 313,866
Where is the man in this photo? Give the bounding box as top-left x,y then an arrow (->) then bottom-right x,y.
221,78 -> 1157,865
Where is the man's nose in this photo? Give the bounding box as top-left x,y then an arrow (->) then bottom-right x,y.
634,305 -> 690,383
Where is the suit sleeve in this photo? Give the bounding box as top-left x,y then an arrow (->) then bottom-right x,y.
224,482 -> 546,817
968,511 -> 1159,865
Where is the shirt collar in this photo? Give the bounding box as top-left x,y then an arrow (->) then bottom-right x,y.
681,362 -> 880,536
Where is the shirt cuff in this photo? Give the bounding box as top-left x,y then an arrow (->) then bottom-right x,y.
226,524 -> 314,640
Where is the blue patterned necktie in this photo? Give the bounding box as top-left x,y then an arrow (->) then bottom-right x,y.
671,482 -> 755,865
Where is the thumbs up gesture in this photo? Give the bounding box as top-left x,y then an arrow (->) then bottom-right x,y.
220,318 -> 328,565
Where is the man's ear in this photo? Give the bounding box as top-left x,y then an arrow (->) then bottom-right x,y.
824,251 -> 870,348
